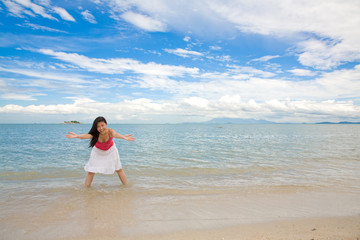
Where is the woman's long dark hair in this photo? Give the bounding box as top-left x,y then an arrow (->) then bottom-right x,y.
88,116 -> 107,148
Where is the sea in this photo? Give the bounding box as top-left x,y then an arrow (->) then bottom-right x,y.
0,123 -> 359,239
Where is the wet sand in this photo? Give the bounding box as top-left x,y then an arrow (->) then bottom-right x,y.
1,186 -> 360,240
120,215 -> 360,240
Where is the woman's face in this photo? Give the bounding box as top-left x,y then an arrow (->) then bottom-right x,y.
97,121 -> 107,134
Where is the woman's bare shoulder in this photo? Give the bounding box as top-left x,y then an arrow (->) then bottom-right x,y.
108,128 -> 116,137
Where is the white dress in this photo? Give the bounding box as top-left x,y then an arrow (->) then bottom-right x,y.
84,138 -> 122,174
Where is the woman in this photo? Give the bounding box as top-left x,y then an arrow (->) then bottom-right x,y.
66,116 -> 135,187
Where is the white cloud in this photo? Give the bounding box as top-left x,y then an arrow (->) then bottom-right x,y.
213,55 -> 232,62
1,0 -> 28,17
34,0 -> 50,6
33,49 -> 360,103
164,48 -> 203,58
1,96 -> 359,123
263,99 -> 360,121
249,55 -> 280,63
288,68 -> 316,77
134,63 -> 360,105
2,1 -> 359,123
11,47 -> 357,122
37,49 -> 199,76
0,97 -> 172,118
1,93 -> 36,100
226,65 -> 276,78
53,6 -> 75,22
99,0 -> 360,69
183,36 -> 191,42
2,0 -> 80,23
121,11 -> 166,32
0,66 -> 87,83
316,64 -> 360,99
90,0 -> 101,4
0,98 -> 96,114
181,97 -> 209,109
81,10 -> 97,24
0,79 -> 6,89
210,46 -> 222,51
17,22 -> 67,33
212,0 -> 360,69
296,38 -> 360,70
12,0 -> 56,20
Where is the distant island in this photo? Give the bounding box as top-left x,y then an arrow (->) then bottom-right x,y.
316,121 -> 360,124
188,118 -> 360,124
62,121 -> 82,124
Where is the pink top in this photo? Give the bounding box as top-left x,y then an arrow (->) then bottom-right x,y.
95,137 -> 114,151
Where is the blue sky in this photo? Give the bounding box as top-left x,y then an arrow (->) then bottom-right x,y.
0,0 -> 359,123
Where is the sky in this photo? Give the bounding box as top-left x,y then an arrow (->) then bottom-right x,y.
0,0 -> 360,123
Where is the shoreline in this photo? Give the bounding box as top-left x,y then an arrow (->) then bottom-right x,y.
120,215 -> 360,240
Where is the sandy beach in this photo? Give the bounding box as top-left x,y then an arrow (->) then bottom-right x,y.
61,215 -> 360,240
118,215 -> 360,240
2,185 -> 359,240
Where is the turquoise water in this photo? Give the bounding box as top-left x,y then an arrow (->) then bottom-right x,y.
1,124 -> 360,239
1,123 -> 359,192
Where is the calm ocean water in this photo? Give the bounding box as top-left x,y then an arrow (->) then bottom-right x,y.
1,123 -> 359,192
1,123 -> 360,239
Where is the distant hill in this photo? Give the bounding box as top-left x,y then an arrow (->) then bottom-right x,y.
205,118 -> 276,124
185,118 -> 360,124
316,121 -> 360,124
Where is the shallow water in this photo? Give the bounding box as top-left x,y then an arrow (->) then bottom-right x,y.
0,124 -> 360,239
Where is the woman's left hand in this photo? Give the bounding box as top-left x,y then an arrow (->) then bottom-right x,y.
123,134 -> 135,141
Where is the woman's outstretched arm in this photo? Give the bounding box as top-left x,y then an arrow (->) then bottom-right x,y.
110,129 -> 135,141
66,132 -> 93,139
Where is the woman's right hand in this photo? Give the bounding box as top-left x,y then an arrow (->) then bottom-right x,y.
66,132 -> 78,139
